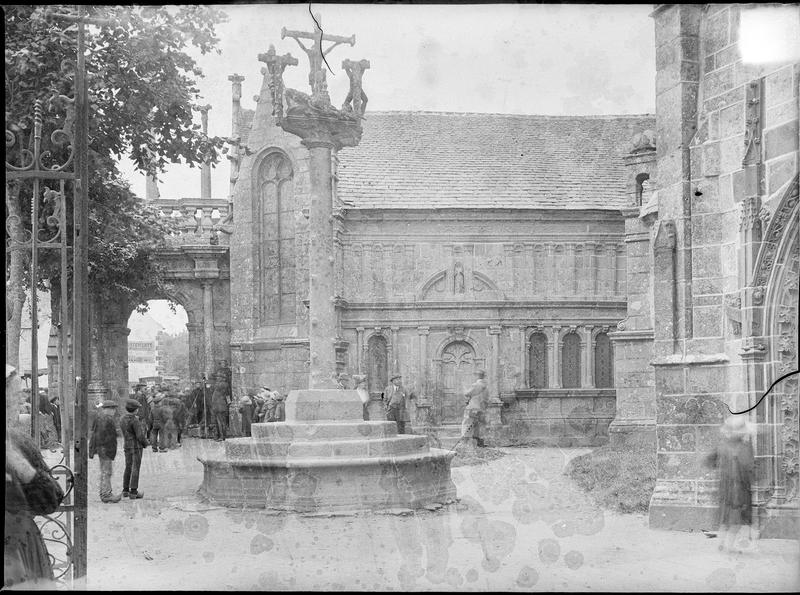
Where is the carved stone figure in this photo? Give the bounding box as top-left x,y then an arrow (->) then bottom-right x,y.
341,59 -> 370,116
281,14 -> 355,102
454,262 -> 465,294
259,45 -> 298,120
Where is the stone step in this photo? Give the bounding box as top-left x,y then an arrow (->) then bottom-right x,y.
251,421 -> 398,442
224,435 -> 430,461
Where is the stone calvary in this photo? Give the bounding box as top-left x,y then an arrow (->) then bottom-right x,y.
198,14 -> 457,511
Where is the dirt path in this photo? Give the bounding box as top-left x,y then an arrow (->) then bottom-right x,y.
54,439 -> 799,590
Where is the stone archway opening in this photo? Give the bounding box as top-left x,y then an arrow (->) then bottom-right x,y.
127,299 -> 191,393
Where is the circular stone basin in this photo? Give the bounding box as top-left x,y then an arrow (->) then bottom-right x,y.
198,389 -> 457,512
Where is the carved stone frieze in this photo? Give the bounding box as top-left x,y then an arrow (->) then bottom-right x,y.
753,175 -> 798,287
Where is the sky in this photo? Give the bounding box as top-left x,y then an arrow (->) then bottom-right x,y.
117,3 -> 657,201
123,3 -> 657,337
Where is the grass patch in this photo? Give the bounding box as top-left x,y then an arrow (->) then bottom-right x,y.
565,442 -> 656,514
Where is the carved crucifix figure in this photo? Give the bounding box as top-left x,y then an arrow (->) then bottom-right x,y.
259,45 -> 299,120
281,13 -> 355,103
341,58 -> 370,116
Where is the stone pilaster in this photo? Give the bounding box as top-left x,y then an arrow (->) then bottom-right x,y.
550,326 -> 561,388
582,326 -> 594,387
355,327 -> 365,374
201,280 -> 215,377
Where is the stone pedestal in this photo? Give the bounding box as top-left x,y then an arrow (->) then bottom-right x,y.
198,389 -> 456,512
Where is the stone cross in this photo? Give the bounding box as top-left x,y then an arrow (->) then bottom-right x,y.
259,45 -> 298,120
281,13 -> 355,103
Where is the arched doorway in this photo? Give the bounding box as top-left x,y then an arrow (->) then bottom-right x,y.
439,340 -> 477,424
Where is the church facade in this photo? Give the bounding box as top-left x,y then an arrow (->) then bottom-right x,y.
227,60 -> 654,446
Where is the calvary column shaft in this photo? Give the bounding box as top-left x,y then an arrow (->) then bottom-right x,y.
305,140 -> 338,389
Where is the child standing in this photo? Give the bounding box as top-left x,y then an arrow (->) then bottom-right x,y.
119,399 -> 149,499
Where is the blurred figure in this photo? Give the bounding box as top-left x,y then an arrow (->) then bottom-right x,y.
36,389 -> 59,448
353,374 -> 370,421
89,400 -> 122,503
705,415 -> 757,552
48,393 -> 61,439
461,370 -> 489,448
5,364 -> 65,588
239,395 -> 254,437
211,374 -> 231,441
272,390 -> 286,422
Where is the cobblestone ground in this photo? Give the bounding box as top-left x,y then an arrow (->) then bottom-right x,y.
51,439 -> 799,591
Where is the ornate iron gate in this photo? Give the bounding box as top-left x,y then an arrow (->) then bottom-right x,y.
5,5 -> 94,585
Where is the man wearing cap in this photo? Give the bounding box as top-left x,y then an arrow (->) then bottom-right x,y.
461,370 -> 489,448
384,374 -> 411,434
119,399 -> 149,498
88,400 -> 122,503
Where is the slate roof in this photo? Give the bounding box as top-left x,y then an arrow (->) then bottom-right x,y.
336,111 -> 655,210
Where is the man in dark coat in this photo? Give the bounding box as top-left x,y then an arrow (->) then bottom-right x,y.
149,393 -> 166,452
211,375 -> 231,441
88,400 -> 122,503
188,380 -> 206,427
119,399 -> 149,499
384,374 -> 411,434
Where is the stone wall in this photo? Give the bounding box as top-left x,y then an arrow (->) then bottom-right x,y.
649,3 -> 799,536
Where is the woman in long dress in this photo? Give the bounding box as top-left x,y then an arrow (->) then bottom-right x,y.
5,365 -> 65,587
705,415 -> 757,552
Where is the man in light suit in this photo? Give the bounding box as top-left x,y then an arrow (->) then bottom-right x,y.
383,374 -> 411,434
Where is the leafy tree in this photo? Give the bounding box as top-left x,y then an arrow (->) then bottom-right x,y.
156,329 -> 190,381
4,5 -> 229,368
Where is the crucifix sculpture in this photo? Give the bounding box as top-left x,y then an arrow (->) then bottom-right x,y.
265,14 -> 370,390
281,13 -> 355,104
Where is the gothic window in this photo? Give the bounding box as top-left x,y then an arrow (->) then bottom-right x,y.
561,332 -> 581,388
528,333 -> 548,388
594,332 -> 614,388
367,335 -> 388,398
257,152 -> 294,324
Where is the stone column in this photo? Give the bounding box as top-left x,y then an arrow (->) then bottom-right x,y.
582,326 -> 594,388
228,74 -> 245,198
355,327 -> 365,374
390,326 -> 400,375
305,140 -> 339,389
489,326 -> 502,400
518,326 -> 527,390
417,326 -> 429,394
186,322 -> 203,381
201,280 -> 215,377
199,105 -> 212,199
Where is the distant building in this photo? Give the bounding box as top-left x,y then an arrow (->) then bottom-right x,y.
128,313 -> 165,383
